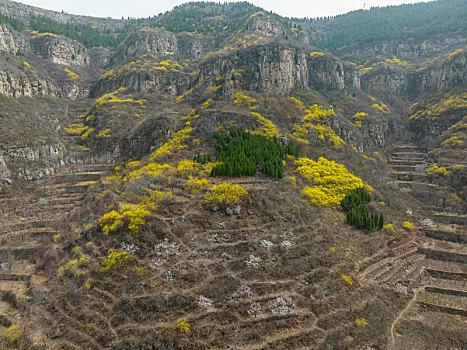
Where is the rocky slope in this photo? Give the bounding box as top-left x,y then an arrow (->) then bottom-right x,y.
0,1 -> 465,349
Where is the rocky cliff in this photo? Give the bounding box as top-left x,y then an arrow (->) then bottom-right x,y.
360,49 -> 467,101
334,35 -> 467,62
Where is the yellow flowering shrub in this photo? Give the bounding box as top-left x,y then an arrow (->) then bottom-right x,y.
176,88 -> 195,103
174,318 -> 190,333
184,176 -> 211,192
288,176 -> 297,185
151,122 -> 192,159
303,105 -> 335,123
441,136 -> 464,147
97,129 -> 111,138
383,224 -> 395,231
81,127 -> 94,140
205,85 -> 222,93
410,91 -> 467,121
296,157 -> 373,208
99,204 -> 151,235
58,255 -> 88,277
94,87 -> 146,109
64,123 -> 88,135
202,99 -> 214,109
23,61 -> 31,68
250,112 -> 281,138
371,103 -> 390,113
291,105 -> 343,148
342,274 -> 353,285
101,249 -> 134,271
84,279 -> 91,290
65,68 -> 80,80
356,318 -> 368,327
5,325 -> 22,344
287,96 -> 305,110
126,162 -> 172,182
177,160 -> 216,176
181,109 -> 200,120
426,164 -> 447,175
352,112 -> 367,128
205,182 -> 248,205
403,221 -> 415,231
232,90 -> 257,108
310,51 -> 324,58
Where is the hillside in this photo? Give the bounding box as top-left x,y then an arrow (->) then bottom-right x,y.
0,0 -> 465,349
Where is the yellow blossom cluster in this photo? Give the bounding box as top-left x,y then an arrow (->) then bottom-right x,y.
99,204 -> 151,235
152,122 -> 192,159
94,87 -> 146,109
184,176 -> 212,192
205,182 -> 248,205
101,249 -> 134,271
250,112 -> 281,138
64,68 -> 80,80
296,157 -> 373,208
232,90 -> 257,108
352,112 -> 367,128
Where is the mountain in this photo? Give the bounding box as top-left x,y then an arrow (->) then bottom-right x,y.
0,1 -> 465,349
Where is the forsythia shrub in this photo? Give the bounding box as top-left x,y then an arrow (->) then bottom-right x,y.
151,122 -> 192,159
342,274 -> 353,286
174,318 -> 190,333
205,182 -> 248,205
184,176 -> 211,192
250,112 -> 281,138
426,164 -> 447,175
296,157 -> 373,208
101,249 -> 134,271
99,204 -> 151,235
5,325 -> 22,344
57,255 -> 87,278
403,221 -> 415,231
126,162 -> 172,181
291,105 -> 344,148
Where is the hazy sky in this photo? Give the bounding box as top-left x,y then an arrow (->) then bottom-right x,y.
17,0 -> 432,19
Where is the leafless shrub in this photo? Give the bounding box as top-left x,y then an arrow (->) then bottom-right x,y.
247,302 -> 262,317
268,296 -> 294,315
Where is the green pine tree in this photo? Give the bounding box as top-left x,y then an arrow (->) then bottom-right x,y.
378,213 -> 384,229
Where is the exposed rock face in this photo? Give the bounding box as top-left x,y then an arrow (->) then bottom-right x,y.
414,50 -> 467,95
112,28 -> 178,64
361,66 -> 409,101
30,34 -> 89,66
0,68 -> 82,98
93,70 -> 191,97
361,50 -> 467,100
335,35 -> 467,61
0,68 -> 55,97
246,13 -> 282,37
198,43 -> 345,97
308,54 -> 345,90
1,143 -> 66,182
0,154 -> 12,185
0,24 -> 28,54
177,33 -> 204,59
89,47 -> 111,68
343,63 -> 361,89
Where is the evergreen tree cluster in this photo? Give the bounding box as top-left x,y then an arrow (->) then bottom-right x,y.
30,15 -> 134,48
193,153 -> 213,164
311,0 -> 467,50
341,187 -> 384,230
0,12 -> 24,32
210,129 -> 299,179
